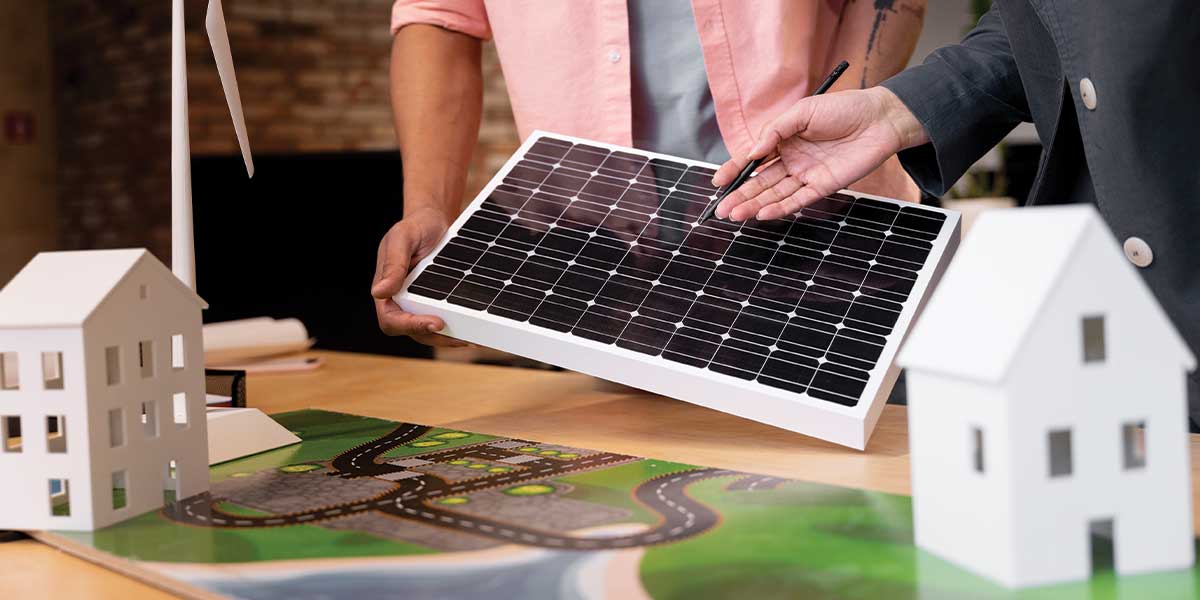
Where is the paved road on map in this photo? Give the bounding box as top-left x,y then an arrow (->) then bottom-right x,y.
329,423 -> 430,475
166,423 -> 749,549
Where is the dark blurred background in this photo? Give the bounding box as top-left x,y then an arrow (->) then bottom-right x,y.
1,0 -> 1033,360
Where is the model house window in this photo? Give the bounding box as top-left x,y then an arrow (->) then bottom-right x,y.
1049,429 -> 1073,477
171,334 -> 185,370
0,352 -> 18,390
971,426 -> 985,473
41,351 -> 64,390
164,459 -> 179,504
46,415 -> 67,453
173,392 -> 189,427
2,416 -> 21,453
1082,315 -> 1106,363
1123,421 -> 1147,469
112,470 -> 128,510
48,479 -> 70,517
108,408 -> 125,448
139,284 -> 148,300
141,401 -> 159,438
138,340 -> 155,378
105,346 -> 121,386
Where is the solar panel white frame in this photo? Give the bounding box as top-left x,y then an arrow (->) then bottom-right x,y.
398,131 -> 960,449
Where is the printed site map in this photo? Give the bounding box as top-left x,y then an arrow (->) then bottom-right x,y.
46,410 -> 1198,599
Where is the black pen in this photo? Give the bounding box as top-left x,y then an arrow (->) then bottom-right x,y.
699,60 -> 850,224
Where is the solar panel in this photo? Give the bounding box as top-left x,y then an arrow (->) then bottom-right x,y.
398,132 -> 959,449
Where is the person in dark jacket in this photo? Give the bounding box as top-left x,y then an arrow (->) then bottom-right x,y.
712,2 -> 1200,425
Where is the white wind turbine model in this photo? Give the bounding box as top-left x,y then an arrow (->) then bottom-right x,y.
172,0 -> 254,290
172,0 -> 301,464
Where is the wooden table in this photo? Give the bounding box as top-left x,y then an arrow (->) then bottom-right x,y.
4,350 -> 1199,597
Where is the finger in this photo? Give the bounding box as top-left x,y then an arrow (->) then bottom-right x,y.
410,332 -> 470,348
375,297 -> 445,336
712,148 -> 781,188
756,185 -> 827,221
748,100 -> 816,159
371,227 -> 414,299
729,174 -> 805,222
711,156 -> 751,188
714,161 -> 788,219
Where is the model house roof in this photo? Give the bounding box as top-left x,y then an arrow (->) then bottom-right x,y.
898,205 -> 1194,383
0,249 -> 207,328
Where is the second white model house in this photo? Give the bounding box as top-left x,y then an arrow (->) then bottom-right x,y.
899,204 -> 1195,587
0,249 -> 210,531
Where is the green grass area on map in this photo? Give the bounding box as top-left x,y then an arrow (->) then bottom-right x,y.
639,477 -> 1200,600
59,508 -> 434,563
554,459 -> 696,526
379,427 -> 498,459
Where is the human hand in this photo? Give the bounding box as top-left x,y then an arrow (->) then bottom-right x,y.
711,86 -> 927,221
848,154 -> 921,204
371,207 -> 467,347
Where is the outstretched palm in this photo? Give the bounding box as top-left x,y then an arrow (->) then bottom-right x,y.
711,87 -> 924,221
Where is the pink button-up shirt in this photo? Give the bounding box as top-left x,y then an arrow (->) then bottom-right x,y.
391,0 -> 844,159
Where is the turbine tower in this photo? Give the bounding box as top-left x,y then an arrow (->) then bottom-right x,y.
171,0 -> 254,290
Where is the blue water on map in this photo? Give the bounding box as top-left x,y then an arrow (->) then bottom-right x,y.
200,550 -> 610,600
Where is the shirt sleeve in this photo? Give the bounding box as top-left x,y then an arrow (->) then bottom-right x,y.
391,0 -> 492,40
880,7 -> 1031,197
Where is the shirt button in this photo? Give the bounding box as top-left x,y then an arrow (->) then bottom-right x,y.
1123,236 -> 1153,268
607,49 -> 621,64
1080,78 -> 1097,110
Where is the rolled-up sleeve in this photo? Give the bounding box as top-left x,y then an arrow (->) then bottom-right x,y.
880,7 -> 1030,197
391,0 -> 491,40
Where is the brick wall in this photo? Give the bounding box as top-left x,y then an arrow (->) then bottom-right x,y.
53,0 -> 518,260
188,0 -> 397,155
52,0 -> 174,256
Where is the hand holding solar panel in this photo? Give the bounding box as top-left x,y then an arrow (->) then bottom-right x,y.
398,132 -> 958,448
371,208 -> 470,348
711,87 -> 928,221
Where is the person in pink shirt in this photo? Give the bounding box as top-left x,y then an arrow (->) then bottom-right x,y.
372,0 -> 928,345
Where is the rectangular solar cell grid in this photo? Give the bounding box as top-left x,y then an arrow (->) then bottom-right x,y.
398,132 -> 959,449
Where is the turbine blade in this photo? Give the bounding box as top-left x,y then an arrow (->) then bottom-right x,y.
206,0 -> 254,177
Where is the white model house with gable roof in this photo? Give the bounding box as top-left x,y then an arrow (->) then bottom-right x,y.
898,204 -> 1195,588
0,249 -> 209,531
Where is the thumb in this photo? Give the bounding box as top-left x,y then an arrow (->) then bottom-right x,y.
371,229 -> 413,299
747,99 -> 816,159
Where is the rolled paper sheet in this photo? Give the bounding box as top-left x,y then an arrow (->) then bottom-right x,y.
202,318 -> 313,366
202,317 -> 309,351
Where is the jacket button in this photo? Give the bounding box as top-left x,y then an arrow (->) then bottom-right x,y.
1080,78 -> 1097,110
1123,237 -> 1153,267
607,49 -> 621,64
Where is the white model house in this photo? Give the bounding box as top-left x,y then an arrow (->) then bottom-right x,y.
899,204 -> 1195,588
0,249 -> 210,531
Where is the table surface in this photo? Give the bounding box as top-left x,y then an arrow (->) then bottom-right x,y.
4,350 -> 1199,597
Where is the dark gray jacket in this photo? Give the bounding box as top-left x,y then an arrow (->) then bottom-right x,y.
882,1 -> 1200,420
